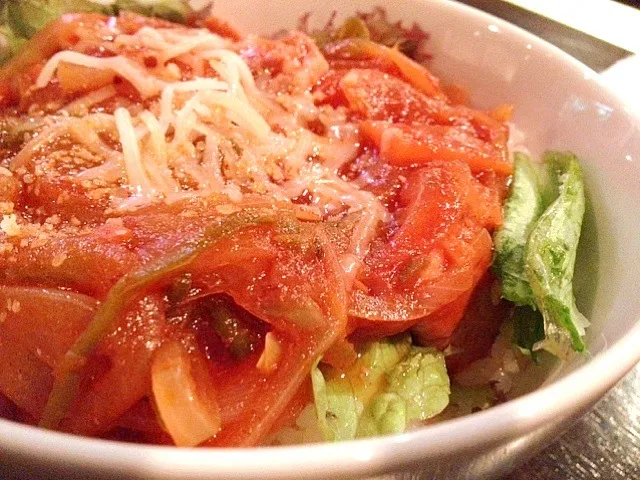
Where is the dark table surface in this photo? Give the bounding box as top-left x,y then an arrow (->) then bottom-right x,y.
456,2 -> 640,478
507,365 -> 639,479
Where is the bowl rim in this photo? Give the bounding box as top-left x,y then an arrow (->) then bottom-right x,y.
1,1 -> 639,478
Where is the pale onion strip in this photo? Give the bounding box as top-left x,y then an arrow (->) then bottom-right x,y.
151,342 -> 222,447
256,332 -> 282,374
348,199 -> 385,259
36,51 -> 166,98
10,123 -> 67,169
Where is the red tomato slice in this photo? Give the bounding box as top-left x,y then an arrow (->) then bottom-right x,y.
349,161 -> 497,339
313,69 -> 350,108
265,379 -> 313,437
20,177 -> 113,224
392,161 -> 471,250
1,232 -> 138,298
238,32 -> 329,93
340,68 -> 446,123
0,287 -> 171,435
361,120 -> 513,175
193,226 -> 347,446
0,337 -> 52,419
444,274 -> 513,374
0,14 -> 108,96
412,288 -> 475,350
323,39 -> 446,100
411,234 -> 494,348
62,294 -> 169,435
0,287 -> 96,418
0,287 -> 97,369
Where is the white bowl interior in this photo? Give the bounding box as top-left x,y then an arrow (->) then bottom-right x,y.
2,1 -> 640,479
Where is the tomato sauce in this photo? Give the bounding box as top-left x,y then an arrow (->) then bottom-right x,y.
0,12 -> 512,446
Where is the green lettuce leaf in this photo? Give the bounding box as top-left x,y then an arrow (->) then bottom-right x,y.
0,24 -> 26,64
311,336 -> 409,441
385,348 -> 450,422
511,306 -> 545,361
493,152 -> 545,307
525,152 -> 588,356
493,151 -> 588,358
311,336 -> 450,441
310,360 -> 362,441
356,392 -> 406,437
4,1 -> 110,39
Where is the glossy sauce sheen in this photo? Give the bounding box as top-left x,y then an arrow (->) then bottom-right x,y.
0,12 -> 512,446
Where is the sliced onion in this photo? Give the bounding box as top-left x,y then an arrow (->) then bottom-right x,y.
256,332 -> 282,375
151,342 -> 221,447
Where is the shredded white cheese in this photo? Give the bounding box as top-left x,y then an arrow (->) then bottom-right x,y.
27,22 -> 386,264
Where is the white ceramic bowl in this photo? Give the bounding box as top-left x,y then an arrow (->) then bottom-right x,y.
1,1 -> 640,479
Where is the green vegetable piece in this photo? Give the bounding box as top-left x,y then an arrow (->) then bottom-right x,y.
0,0 -> 193,65
385,348 -> 450,422
310,361 -> 362,441
310,16 -> 370,50
335,17 -> 370,42
493,153 -> 545,307
511,306 -> 545,361
447,384 -> 495,416
311,336 -> 411,441
203,296 -> 260,360
312,337 -> 451,440
357,393 -> 406,437
4,1 -> 110,39
39,208 -> 283,430
114,0 -> 191,23
0,25 -> 26,64
525,152 -> 588,356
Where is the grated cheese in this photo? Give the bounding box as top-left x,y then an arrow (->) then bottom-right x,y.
24,23 -> 384,260
1,214 -> 21,237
